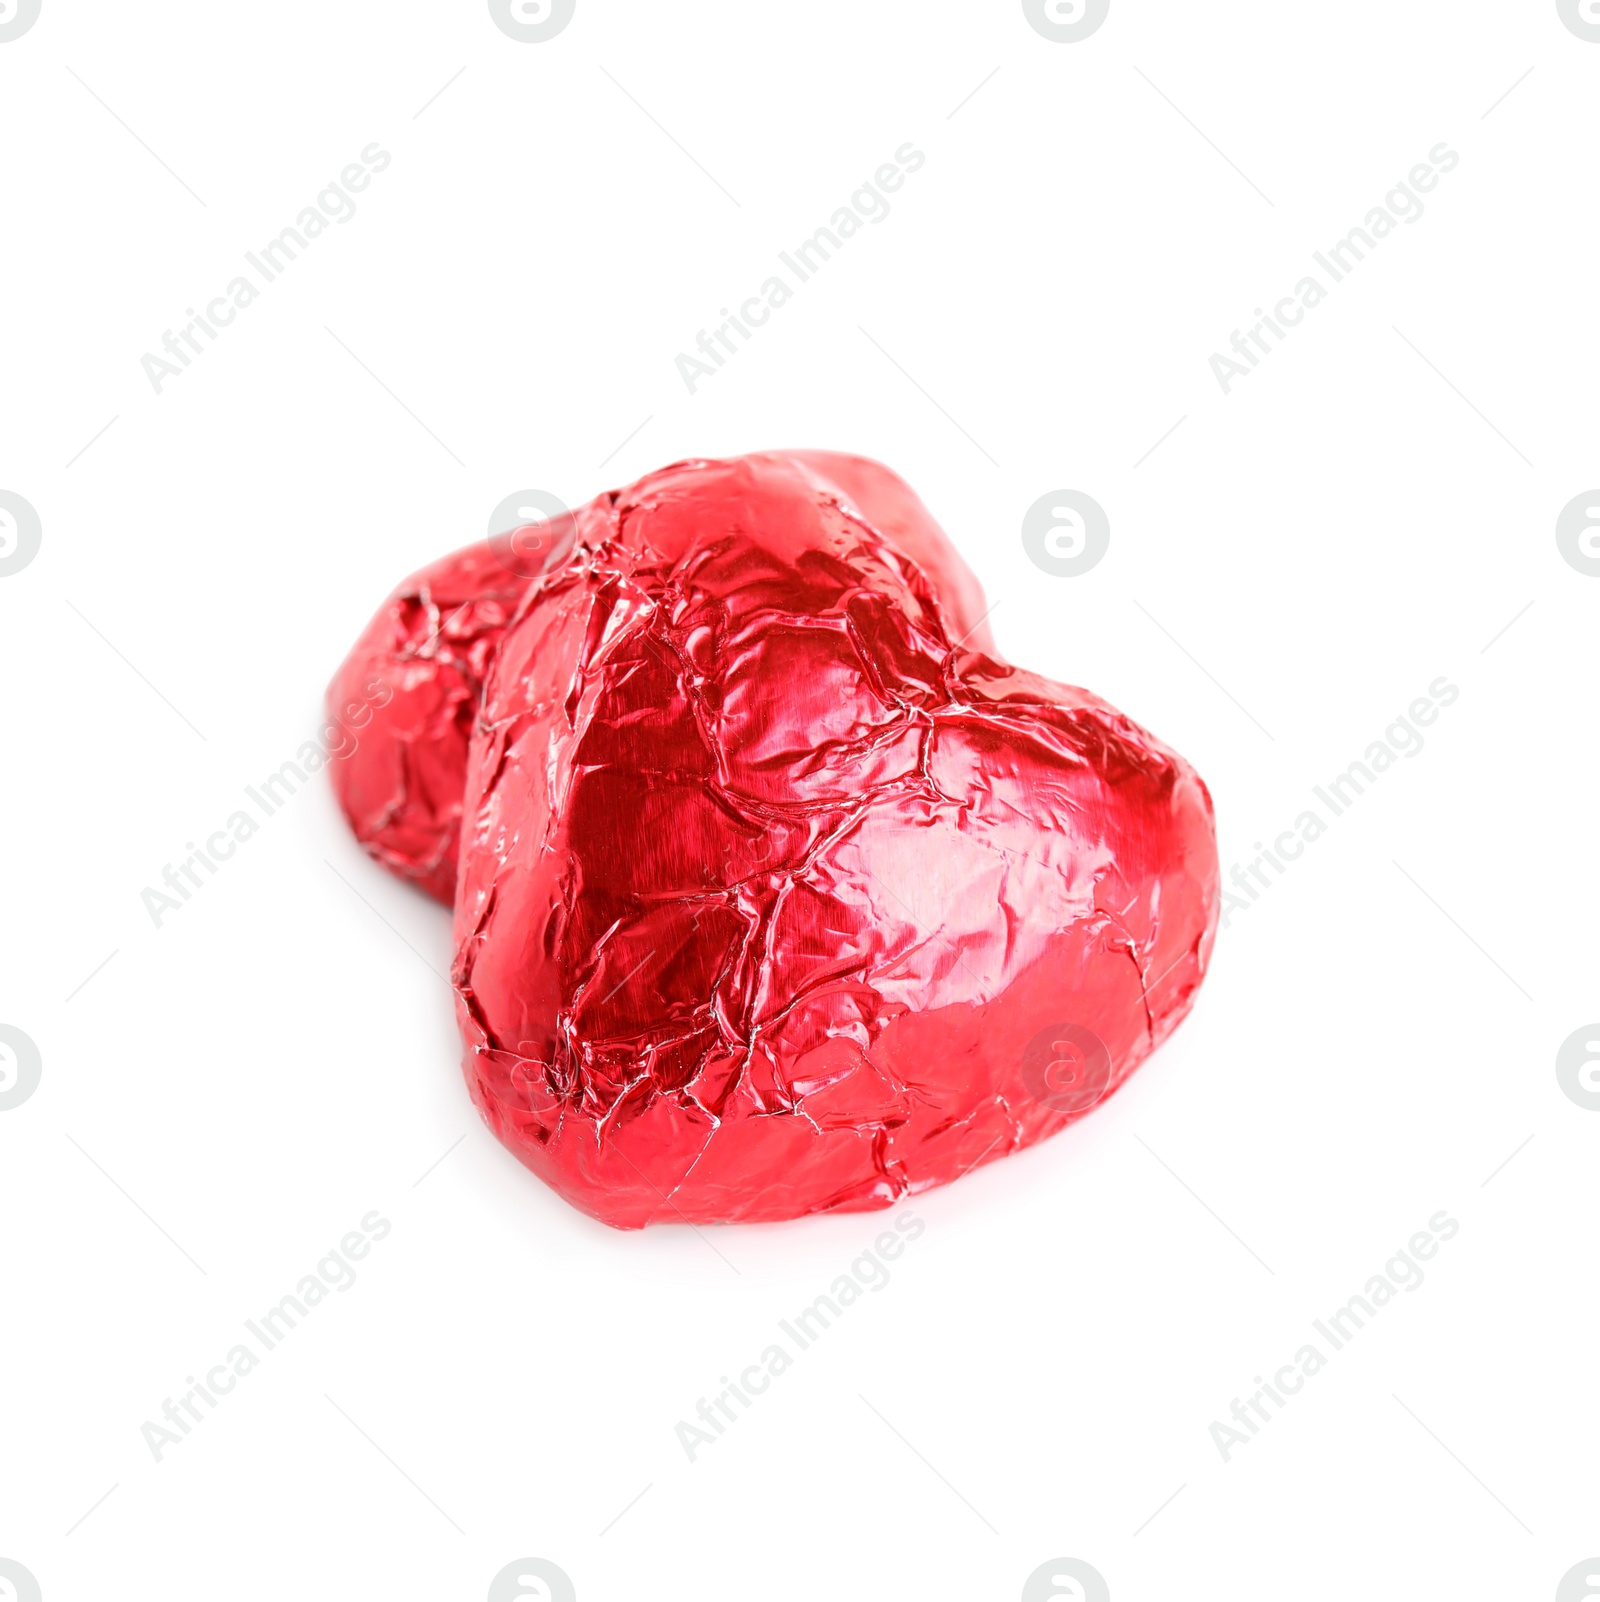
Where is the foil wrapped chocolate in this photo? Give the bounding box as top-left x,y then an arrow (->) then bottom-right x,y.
327,454 -> 993,906
330,452 -> 1219,1226
326,541 -> 533,904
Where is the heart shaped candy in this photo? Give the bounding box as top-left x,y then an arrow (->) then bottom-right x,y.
440,454 -> 1218,1225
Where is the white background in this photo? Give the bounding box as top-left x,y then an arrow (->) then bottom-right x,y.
2,2 -> 1598,1598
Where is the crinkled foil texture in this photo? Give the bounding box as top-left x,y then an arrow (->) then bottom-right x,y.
327,543 -> 532,903
330,452 -> 1219,1227
328,453 -> 995,905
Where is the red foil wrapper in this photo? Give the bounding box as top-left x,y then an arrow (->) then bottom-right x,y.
327,453 -> 995,905
326,542 -> 532,904
437,454 -> 1219,1226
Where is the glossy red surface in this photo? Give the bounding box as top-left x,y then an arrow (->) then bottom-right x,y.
326,542 -> 533,904
326,453 -> 994,906
439,454 -> 1219,1226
